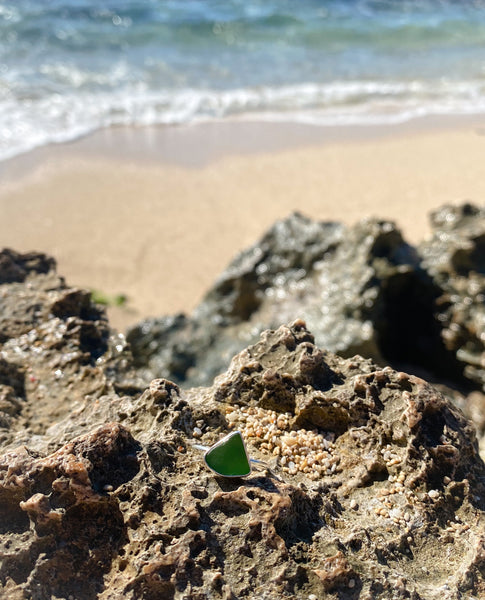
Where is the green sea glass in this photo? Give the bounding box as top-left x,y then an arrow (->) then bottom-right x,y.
204,431 -> 251,477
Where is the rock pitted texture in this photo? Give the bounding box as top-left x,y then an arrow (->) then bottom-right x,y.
128,212 -> 443,388
0,253 -> 484,600
420,203 -> 485,391
0,249 -> 143,453
127,213 -> 345,387
128,205 -> 485,394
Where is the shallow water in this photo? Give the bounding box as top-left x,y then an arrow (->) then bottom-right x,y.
2,0 -> 485,161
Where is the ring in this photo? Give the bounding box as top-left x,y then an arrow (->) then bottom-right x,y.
194,431 -> 263,478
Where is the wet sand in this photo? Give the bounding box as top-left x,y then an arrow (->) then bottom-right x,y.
1,117 -> 485,331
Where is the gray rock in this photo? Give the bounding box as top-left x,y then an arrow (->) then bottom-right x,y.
195,212 -> 344,324
420,203 -> 485,390
128,213 -> 431,388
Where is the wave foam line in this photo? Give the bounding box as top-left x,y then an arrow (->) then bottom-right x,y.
2,79 -> 485,162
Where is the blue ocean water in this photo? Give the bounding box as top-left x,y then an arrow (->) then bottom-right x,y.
1,0 -> 485,162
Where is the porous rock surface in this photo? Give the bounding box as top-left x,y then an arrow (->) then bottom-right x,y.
0,254 -> 484,600
128,205 -> 482,392
0,249 -> 143,454
128,213 -> 432,388
419,203 -> 485,391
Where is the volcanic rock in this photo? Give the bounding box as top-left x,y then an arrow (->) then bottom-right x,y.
128,212 -> 435,388
0,249 -> 144,453
0,254 -> 484,600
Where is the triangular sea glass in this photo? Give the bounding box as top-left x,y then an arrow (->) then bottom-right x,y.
204,431 -> 251,477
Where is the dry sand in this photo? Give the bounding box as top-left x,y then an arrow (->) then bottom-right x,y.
1,118 -> 485,331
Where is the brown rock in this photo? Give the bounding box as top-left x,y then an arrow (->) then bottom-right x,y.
1,251 -> 484,599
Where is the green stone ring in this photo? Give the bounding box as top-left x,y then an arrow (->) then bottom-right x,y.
194,431 -> 252,478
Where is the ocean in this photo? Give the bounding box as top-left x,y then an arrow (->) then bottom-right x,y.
2,0 -> 485,163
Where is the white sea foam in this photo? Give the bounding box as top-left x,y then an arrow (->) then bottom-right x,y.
3,0 -> 485,163
2,79 -> 485,163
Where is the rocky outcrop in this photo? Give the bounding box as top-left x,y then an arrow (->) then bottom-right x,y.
1,308 -> 484,599
128,213 -> 439,388
126,213 -> 346,387
128,205 -> 485,393
1,216 -> 485,600
0,249 -> 144,454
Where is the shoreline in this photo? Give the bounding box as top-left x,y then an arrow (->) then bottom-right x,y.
2,112 -> 485,182
1,115 -> 485,331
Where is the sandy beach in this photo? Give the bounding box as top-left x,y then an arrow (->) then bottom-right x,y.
1,117 -> 485,331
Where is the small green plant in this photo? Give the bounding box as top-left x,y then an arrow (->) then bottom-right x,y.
114,294 -> 128,307
91,290 -> 128,307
